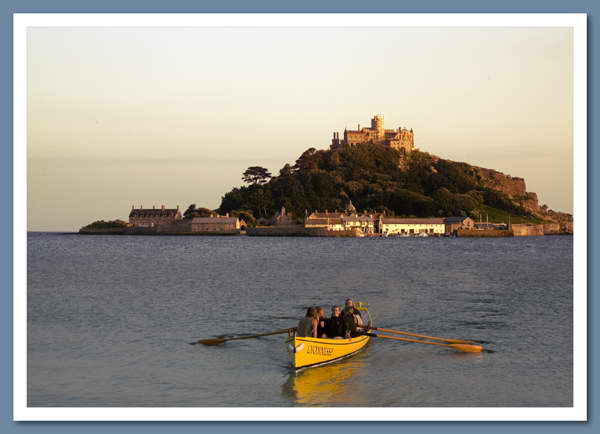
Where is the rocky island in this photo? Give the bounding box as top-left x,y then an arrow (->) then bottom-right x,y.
80,115 -> 572,236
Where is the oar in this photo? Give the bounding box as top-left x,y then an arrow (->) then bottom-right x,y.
190,328 -> 294,346
367,333 -> 493,353
360,325 -> 492,344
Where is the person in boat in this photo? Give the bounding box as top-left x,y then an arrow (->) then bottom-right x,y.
316,306 -> 327,338
343,299 -> 362,318
344,298 -> 372,331
343,305 -> 364,338
296,307 -> 319,338
324,305 -> 345,338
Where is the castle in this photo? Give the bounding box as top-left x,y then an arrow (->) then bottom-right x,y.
330,115 -> 414,154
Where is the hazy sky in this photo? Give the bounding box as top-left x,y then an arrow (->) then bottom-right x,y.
27,27 -> 573,231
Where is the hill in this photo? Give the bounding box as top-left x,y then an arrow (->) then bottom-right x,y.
218,143 -> 570,225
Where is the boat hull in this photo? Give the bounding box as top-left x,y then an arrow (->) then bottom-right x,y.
287,334 -> 370,370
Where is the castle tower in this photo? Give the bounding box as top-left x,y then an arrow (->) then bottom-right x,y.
331,131 -> 341,149
371,115 -> 385,141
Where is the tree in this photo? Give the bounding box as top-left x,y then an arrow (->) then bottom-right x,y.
230,209 -> 256,227
219,188 -> 247,214
242,166 -> 272,185
293,148 -> 320,171
184,204 -> 214,219
217,142 -> 536,223
183,204 -> 197,219
194,207 -> 213,217
279,163 -> 294,177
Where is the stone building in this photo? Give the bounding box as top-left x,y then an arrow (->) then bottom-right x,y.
304,217 -> 342,230
305,211 -> 345,231
444,216 -> 475,234
341,214 -> 375,233
305,201 -> 375,233
191,214 -> 241,233
129,205 -> 182,227
271,207 -> 297,226
379,217 -> 446,235
331,115 -> 414,155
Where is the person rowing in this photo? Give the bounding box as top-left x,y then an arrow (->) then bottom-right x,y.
343,305 -> 364,338
296,307 -> 319,337
343,298 -> 362,320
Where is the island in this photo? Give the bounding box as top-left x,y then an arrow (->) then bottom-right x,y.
80,115 -> 573,237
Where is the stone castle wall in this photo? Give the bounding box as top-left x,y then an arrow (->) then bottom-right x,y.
331,115 -> 414,154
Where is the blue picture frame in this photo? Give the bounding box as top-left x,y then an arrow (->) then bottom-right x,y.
1,0 -> 596,433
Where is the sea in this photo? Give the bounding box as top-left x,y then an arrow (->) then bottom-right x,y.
27,232 -> 573,407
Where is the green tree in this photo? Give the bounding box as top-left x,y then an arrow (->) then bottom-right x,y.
242,166 -> 272,185
184,204 -> 213,219
230,209 -> 256,227
218,142 -> 535,221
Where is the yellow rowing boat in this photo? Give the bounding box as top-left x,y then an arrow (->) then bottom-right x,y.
286,332 -> 371,370
286,302 -> 372,370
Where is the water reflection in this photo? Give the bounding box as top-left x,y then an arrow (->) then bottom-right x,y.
282,349 -> 371,406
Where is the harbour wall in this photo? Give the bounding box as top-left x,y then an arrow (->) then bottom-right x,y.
457,224 -> 558,237
542,223 -> 561,235
246,226 -> 364,237
80,225 -> 240,235
246,226 -> 306,236
456,229 -> 513,237
79,227 -> 127,235
511,224 -> 545,237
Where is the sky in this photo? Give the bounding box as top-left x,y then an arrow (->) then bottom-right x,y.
27,27 -> 573,231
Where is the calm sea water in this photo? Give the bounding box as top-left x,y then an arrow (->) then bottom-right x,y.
27,232 -> 573,407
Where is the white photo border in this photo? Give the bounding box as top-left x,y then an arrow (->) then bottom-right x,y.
13,13 -> 587,422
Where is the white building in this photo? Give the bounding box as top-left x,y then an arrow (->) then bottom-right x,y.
304,211 -> 375,233
341,214 -> 375,233
380,217 -> 446,235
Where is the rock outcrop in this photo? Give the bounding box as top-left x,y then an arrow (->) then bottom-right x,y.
416,153 -> 571,224
472,165 -> 570,223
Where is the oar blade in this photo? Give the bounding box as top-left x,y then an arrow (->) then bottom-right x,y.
195,338 -> 227,346
450,343 -> 483,353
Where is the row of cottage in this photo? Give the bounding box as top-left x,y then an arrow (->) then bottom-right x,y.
304,212 -> 473,235
127,204 -> 476,235
128,205 -> 241,233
